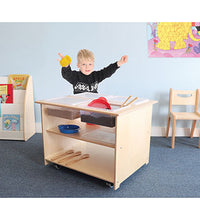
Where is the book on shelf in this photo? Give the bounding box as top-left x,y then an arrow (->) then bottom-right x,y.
2,114 -> 20,131
0,84 -> 13,103
8,74 -> 29,90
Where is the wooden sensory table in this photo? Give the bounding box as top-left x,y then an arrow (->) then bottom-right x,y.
36,94 -> 156,190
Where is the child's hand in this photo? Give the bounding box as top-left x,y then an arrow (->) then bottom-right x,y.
117,55 -> 128,67
57,53 -> 64,62
57,53 -> 71,67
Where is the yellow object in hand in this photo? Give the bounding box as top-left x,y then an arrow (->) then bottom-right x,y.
60,55 -> 72,67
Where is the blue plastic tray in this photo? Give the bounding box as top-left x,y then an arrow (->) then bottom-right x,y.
58,124 -> 80,134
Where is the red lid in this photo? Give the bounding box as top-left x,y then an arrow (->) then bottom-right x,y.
88,97 -> 111,109
98,97 -> 107,102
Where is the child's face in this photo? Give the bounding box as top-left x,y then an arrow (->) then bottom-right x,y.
77,59 -> 94,75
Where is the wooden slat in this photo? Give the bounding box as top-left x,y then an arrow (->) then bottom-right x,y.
171,90 -> 196,106
48,149 -> 74,161
171,112 -> 200,120
65,154 -> 90,166
57,151 -> 81,163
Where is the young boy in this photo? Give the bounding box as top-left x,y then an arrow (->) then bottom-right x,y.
58,49 -> 128,94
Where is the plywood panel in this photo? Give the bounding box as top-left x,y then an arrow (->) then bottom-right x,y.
13,90 -> 25,104
23,76 -> 35,140
114,104 -> 153,190
0,131 -> 24,140
1,104 -> 24,114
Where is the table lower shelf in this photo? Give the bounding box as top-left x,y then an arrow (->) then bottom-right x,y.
46,145 -> 115,183
47,126 -> 115,148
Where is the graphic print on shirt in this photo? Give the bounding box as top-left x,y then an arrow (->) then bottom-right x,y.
74,81 -> 98,93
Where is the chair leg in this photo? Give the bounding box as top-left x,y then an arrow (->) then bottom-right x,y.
172,118 -> 176,149
190,120 -> 196,138
198,129 -> 200,149
199,135 -> 200,148
166,116 -> 171,138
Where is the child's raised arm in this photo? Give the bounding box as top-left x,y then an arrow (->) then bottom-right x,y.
117,55 -> 128,67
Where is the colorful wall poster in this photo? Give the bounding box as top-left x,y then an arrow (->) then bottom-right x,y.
2,114 -> 20,131
8,74 -> 29,90
147,22 -> 200,57
0,84 -> 13,103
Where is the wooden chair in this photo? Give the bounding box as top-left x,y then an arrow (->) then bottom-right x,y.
166,88 -> 200,148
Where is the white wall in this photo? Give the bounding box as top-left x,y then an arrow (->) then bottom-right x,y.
1,22 -> 199,134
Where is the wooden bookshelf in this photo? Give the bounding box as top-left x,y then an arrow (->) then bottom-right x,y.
0,76 -> 35,141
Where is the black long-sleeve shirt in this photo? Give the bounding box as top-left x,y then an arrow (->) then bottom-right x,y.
62,62 -> 119,94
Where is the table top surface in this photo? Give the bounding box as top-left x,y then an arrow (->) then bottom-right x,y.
35,93 -> 157,116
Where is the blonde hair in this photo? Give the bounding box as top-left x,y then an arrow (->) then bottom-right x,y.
77,49 -> 94,64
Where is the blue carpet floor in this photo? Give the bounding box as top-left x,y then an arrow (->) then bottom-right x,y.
0,133 -> 200,197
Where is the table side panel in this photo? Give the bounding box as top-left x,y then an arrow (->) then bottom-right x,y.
114,104 -> 153,189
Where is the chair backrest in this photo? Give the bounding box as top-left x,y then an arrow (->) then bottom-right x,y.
169,88 -> 199,112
